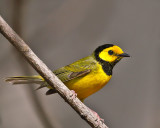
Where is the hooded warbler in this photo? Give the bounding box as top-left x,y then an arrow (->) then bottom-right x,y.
6,44 -> 130,101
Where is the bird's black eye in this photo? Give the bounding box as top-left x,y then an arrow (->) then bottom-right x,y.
108,50 -> 114,55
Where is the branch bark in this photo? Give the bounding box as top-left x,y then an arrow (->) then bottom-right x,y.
0,15 -> 109,128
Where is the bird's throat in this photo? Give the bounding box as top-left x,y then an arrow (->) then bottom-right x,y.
101,61 -> 113,76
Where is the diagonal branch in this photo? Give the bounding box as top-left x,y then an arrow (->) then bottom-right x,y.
0,15 -> 109,128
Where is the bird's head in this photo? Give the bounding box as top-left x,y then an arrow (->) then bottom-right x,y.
94,44 -> 130,67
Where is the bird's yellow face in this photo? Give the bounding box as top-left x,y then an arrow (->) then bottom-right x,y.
94,44 -> 130,68
99,45 -> 126,62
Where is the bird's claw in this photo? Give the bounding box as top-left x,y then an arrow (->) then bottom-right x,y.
70,90 -> 77,99
91,109 -> 104,124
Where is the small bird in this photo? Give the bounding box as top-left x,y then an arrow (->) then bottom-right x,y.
6,44 -> 130,102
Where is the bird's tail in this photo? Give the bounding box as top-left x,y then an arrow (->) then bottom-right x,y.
5,76 -> 44,85
5,76 -> 56,93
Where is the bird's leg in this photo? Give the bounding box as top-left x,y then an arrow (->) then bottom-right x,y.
69,90 -> 104,124
89,108 -> 104,123
69,90 -> 104,123
70,90 -> 77,99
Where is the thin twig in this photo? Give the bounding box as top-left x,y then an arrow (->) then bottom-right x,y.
0,15 -> 109,128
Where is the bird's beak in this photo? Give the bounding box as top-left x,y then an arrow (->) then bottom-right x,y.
117,53 -> 130,57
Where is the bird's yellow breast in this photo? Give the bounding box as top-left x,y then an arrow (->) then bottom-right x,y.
65,63 -> 112,101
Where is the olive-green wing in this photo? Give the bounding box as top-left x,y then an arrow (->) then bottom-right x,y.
46,56 -> 97,95
53,56 -> 97,83
46,68 -> 91,95
54,68 -> 91,83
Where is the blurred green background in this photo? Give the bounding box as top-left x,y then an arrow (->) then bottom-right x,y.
0,0 -> 160,128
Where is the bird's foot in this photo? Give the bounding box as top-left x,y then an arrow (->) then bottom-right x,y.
90,109 -> 104,123
70,90 -> 77,99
